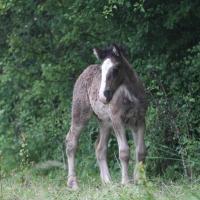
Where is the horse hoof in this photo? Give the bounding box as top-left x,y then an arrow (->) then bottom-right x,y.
102,180 -> 111,185
122,180 -> 130,186
67,176 -> 79,190
134,179 -> 139,185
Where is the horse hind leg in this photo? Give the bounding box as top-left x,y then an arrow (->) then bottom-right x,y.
66,126 -> 81,190
132,123 -> 147,184
66,99 -> 92,190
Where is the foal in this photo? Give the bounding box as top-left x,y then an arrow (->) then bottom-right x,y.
66,44 -> 148,189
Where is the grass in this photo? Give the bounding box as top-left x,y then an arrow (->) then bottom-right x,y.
1,169 -> 200,200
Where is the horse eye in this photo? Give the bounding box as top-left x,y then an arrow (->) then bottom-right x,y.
112,68 -> 119,77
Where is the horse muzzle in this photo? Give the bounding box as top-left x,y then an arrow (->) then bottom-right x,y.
99,90 -> 113,104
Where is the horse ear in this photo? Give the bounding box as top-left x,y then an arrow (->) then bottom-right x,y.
112,44 -> 121,57
93,48 -> 105,61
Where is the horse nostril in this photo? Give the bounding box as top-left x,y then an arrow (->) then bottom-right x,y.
104,90 -> 112,101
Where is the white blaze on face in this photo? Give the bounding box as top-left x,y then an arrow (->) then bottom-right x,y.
99,58 -> 114,102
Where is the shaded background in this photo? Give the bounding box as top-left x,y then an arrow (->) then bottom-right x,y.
0,0 -> 199,180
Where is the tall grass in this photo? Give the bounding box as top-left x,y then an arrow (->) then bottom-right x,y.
1,169 -> 200,200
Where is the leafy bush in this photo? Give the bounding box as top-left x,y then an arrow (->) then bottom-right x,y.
0,0 -> 199,180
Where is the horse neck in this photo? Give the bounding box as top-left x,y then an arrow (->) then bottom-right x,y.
121,56 -> 144,99
122,57 -> 138,87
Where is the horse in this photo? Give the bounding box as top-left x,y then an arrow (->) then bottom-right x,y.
66,44 -> 148,189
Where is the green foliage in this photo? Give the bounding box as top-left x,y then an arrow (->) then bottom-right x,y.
0,0 -> 199,181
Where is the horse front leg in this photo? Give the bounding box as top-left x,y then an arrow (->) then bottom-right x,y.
66,93 -> 92,190
95,122 -> 111,184
112,121 -> 130,185
66,125 -> 83,190
132,123 -> 147,184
